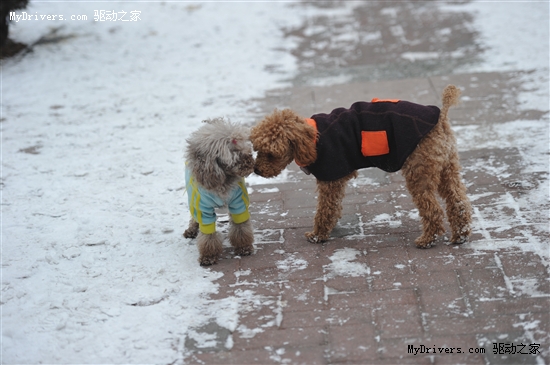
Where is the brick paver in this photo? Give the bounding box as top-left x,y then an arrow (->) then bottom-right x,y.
185,73 -> 549,364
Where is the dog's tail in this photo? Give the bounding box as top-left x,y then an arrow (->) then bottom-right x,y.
441,84 -> 461,117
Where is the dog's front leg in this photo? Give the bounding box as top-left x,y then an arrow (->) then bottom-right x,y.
229,219 -> 254,257
197,232 -> 223,266
305,177 -> 350,243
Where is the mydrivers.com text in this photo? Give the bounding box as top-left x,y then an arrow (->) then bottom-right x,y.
408,342 -> 542,356
9,10 -> 142,22
408,345 -> 486,356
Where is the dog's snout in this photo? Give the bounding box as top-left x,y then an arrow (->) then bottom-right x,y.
243,154 -> 254,168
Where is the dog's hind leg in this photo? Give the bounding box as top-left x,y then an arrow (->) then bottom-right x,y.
408,182 -> 446,248
402,159 -> 446,248
438,150 -> 472,244
229,219 -> 255,257
305,173 -> 356,243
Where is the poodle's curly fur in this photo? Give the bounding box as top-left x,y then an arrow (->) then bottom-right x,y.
251,85 -> 472,248
184,118 -> 255,265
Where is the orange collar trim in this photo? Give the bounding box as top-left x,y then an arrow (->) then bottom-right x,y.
295,118 -> 317,168
371,98 -> 400,103
304,118 -> 317,137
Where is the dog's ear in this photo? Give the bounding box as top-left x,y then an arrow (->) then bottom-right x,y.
250,109 -> 317,165
190,154 -> 226,191
291,120 -> 317,166
250,120 -> 288,159
186,134 -> 227,191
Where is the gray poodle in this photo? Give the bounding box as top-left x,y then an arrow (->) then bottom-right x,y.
183,118 -> 255,265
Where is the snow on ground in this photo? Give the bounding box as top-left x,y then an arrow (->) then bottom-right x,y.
0,2 -> 306,363
324,248 -> 369,279
1,1 -> 549,363
446,1 -> 550,113
445,2 -> 549,74
447,2 -> 549,262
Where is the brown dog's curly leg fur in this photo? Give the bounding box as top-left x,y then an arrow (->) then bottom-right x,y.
402,140 -> 446,248
305,172 -> 356,243
406,177 -> 445,248
229,219 -> 254,256
438,148 -> 472,244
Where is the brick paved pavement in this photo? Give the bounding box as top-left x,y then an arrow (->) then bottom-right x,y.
185,74 -> 549,364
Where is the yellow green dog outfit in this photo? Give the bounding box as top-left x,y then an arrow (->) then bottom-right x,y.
185,167 -> 250,234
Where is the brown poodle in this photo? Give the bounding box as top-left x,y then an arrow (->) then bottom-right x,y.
250,85 -> 472,248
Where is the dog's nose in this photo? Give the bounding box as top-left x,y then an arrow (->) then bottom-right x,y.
254,168 -> 262,176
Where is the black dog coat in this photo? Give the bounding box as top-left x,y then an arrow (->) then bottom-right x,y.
297,99 -> 441,181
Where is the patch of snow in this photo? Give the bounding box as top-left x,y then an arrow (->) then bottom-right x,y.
257,187 -> 280,194
247,168 -> 296,186
455,120 -> 549,174
254,229 -> 285,245
401,52 -> 439,62
402,50 -> 467,62
308,74 -> 354,87
369,213 -> 403,228
324,247 -> 369,278
445,2 -> 549,112
237,325 -> 264,339
235,269 -> 251,278
446,2 -> 549,74
1,2 -> 311,363
276,254 -> 308,272
454,118 -> 549,263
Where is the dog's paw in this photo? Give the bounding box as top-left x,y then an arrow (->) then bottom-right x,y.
450,234 -> 468,244
414,234 -> 436,249
199,255 -> 218,266
415,242 -> 434,249
183,229 -> 198,239
451,225 -> 471,244
184,219 -> 199,239
305,231 -> 327,244
234,245 -> 254,257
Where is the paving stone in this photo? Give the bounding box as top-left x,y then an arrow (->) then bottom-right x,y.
373,304 -> 424,339
184,321 -> 232,353
277,249 -> 327,280
496,252 -> 550,297
188,69 -> 549,363
233,326 -> 326,350
239,246 -> 281,271
362,232 -> 419,249
264,345 -> 329,365
407,246 -> 495,272
280,278 -> 326,312
323,276 -> 369,293
282,187 -> 319,209
328,288 -> 417,310
190,348 -> 277,364
425,312 -> 536,337
365,246 -> 417,291
415,270 -> 469,316
281,310 -> 334,329
328,323 -> 378,363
